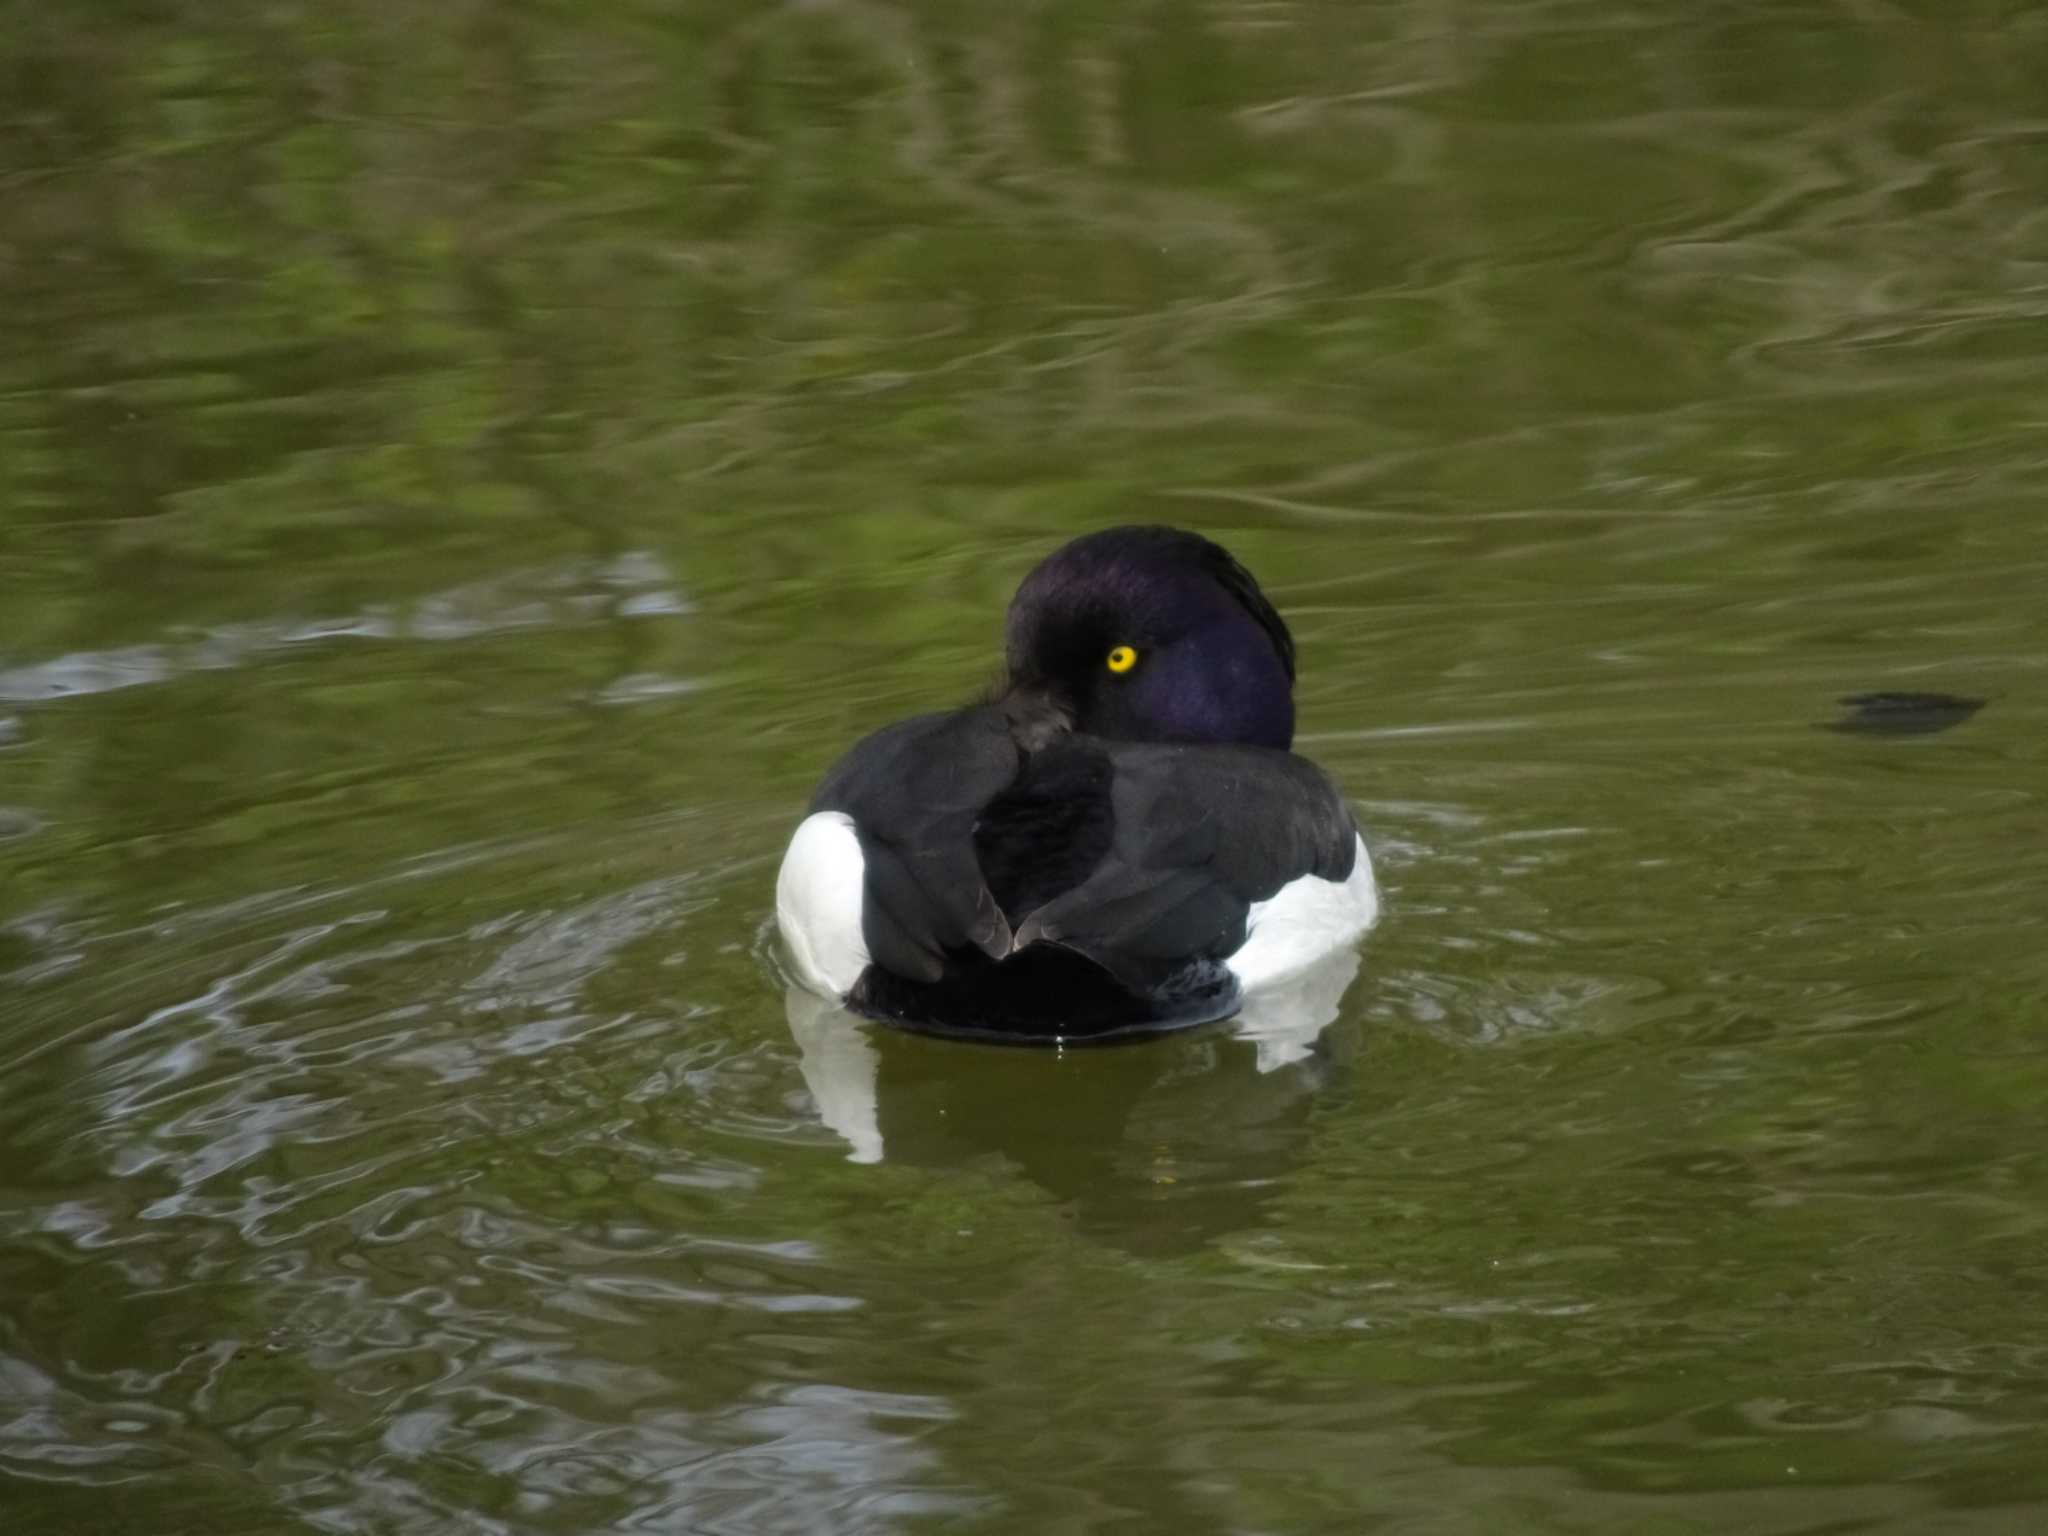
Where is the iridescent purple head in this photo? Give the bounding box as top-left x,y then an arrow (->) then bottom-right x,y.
1003,526 -> 1296,750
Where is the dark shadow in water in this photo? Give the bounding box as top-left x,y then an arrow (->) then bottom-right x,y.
1824,692 -> 1986,737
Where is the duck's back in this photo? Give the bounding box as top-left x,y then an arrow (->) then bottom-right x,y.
972,736 -> 1116,922
777,706 -> 1370,1042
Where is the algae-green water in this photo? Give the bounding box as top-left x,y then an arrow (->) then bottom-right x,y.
4,3 -> 2047,1530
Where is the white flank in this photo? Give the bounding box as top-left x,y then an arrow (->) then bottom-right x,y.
775,811 -> 871,997
1228,834 -> 1380,993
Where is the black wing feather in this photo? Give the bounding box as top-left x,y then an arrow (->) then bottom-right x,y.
809,708 -> 1021,982
810,710 -> 1356,1014
1012,743 -> 1356,989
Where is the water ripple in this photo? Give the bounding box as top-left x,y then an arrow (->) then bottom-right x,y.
0,553 -> 690,706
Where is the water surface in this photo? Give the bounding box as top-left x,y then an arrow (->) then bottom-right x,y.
5,2 -> 2048,1531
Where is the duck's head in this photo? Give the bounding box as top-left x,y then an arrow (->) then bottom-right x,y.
1002,526 -> 1296,750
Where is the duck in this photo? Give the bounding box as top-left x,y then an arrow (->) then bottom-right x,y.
775,525 -> 1379,1043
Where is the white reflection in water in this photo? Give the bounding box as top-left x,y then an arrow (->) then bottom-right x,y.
340,1382 -> 982,1534
0,551 -> 692,704
0,857 -> 978,1535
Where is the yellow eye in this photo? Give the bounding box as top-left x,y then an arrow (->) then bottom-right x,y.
1106,645 -> 1138,674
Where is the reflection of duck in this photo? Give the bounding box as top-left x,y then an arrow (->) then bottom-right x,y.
786,944 -> 1362,1164
777,526 -> 1379,1042
784,949 -> 1362,1254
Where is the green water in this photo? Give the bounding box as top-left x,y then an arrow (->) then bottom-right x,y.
5,2 -> 2048,1530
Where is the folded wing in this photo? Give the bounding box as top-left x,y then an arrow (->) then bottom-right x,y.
812,711 -> 1359,1006
1011,743 -> 1359,990
808,709 -> 1020,983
